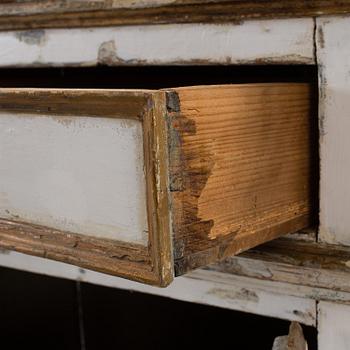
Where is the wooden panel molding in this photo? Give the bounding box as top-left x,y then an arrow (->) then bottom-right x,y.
0,88 -> 173,286
0,1 -> 349,30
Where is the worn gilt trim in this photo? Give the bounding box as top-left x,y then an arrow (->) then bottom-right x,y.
0,1 -> 349,30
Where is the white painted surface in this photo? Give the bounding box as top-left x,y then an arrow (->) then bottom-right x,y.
0,250 -> 316,326
0,113 -> 148,244
0,19 -> 314,67
318,301 -> 350,350
317,16 -> 350,245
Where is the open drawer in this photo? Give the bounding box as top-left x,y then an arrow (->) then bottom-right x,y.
0,83 -> 312,286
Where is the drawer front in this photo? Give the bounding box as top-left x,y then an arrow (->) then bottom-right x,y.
0,84 -> 313,286
0,89 -> 173,286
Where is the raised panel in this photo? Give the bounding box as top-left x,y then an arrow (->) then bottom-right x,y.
0,114 -> 147,245
0,88 -> 173,286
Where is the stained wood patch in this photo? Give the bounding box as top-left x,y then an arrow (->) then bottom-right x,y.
166,84 -> 313,275
0,1 -> 349,30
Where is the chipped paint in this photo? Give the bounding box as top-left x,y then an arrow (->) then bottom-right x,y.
208,287 -> 259,302
318,25 -> 325,49
97,40 -> 119,65
0,113 -> 149,245
0,19 -> 314,67
14,30 -> 46,46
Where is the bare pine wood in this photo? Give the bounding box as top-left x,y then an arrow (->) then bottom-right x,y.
166,83 -> 313,275
0,1 -> 349,30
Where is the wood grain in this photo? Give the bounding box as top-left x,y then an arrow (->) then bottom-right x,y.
142,91 -> 174,286
166,83 -> 313,275
209,237 -> 350,294
0,88 -> 152,119
0,1 -> 348,30
0,218 -> 155,283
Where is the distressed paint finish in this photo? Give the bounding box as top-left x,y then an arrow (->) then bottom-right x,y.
0,0 -> 347,30
0,113 -> 148,244
0,19 -> 314,67
318,301 -> 350,350
317,16 -> 350,245
0,88 -> 174,286
89,269 -> 317,326
0,250 -> 316,326
208,238 -> 350,301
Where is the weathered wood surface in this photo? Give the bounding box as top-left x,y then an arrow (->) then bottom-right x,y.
318,301 -> 350,350
0,1 -> 347,30
0,20 -> 314,67
0,113 -> 147,244
208,237 -> 350,297
0,249 -> 317,326
0,89 -> 151,119
0,88 -> 173,286
167,83 -> 314,275
317,16 -> 350,245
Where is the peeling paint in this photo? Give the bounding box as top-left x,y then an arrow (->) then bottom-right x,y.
319,226 -> 337,245
0,19 -> 313,67
52,116 -> 76,127
15,30 -> 46,46
318,65 -> 327,137
208,287 -> 259,302
292,309 -> 312,321
98,40 -> 119,65
318,25 -> 325,49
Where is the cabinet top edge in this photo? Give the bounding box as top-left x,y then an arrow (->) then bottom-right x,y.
0,1 -> 349,31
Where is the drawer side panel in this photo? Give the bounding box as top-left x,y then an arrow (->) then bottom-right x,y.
166,83 -> 313,274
